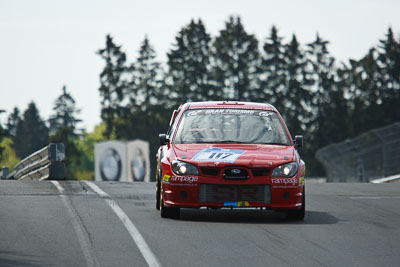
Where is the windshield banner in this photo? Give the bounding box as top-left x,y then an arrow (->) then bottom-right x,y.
187,109 -> 273,117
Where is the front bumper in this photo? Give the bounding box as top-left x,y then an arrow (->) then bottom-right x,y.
162,174 -> 304,210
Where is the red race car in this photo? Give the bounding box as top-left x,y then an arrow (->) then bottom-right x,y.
155,101 -> 305,220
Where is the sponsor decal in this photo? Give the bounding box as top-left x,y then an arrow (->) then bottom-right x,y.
185,109 -> 274,117
131,148 -> 146,181
223,201 -> 250,207
271,177 -> 298,184
191,147 -> 246,163
205,109 -> 256,115
100,148 -> 122,181
259,111 -> 272,117
299,176 -> 305,186
170,176 -> 198,183
187,110 -> 202,116
163,174 -> 171,183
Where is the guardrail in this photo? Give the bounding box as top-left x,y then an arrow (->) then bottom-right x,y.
4,143 -> 66,181
316,122 -> 400,182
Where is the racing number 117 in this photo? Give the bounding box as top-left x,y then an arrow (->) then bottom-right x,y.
208,152 -> 232,159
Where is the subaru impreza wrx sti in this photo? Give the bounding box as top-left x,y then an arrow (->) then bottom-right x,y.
155,101 -> 305,220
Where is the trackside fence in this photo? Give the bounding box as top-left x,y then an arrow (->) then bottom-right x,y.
1,143 -> 66,181
315,122 -> 400,182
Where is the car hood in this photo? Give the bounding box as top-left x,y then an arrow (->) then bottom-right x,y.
172,143 -> 295,167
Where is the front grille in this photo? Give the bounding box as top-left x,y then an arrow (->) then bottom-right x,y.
223,168 -> 249,180
201,168 -> 220,176
198,184 -> 271,203
251,168 -> 270,177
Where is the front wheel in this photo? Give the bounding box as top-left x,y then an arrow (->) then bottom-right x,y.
156,178 -> 161,210
160,185 -> 180,219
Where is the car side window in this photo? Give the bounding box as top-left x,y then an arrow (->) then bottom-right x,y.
167,110 -> 182,138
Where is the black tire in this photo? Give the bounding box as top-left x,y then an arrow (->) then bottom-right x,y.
156,177 -> 161,210
160,185 -> 180,219
286,187 -> 305,221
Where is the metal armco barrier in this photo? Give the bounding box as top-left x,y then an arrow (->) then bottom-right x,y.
316,122 -> 400,182
1,167 -> 9,179
8,143 -> 66,181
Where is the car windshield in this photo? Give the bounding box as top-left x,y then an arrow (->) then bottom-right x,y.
173,109 -> 291,145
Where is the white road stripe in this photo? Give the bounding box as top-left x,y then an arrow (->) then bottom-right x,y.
51,180 -> 65,193
83,181 -> 161,267
349,196 -> 400,199
51,181 -> 100,267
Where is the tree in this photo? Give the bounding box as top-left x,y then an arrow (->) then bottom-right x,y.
74,124 -> 107,180
129,37 -> 171,180
214,16 -> 260,100
130,36 -> 163,113
260,26 -> 287,105
306,34 -> 346,174
97,34 -> 129,138
377,27 -> 400,125
48,86 -> 82,179
167,19 -> 216,102
0,110 -> 7,161
14,102 -> 49,159
49,85 -> 81,135
6,107 -> 20,137
281,34 -> 313,135
0,137 -> 20,171
49,126 -> 79,179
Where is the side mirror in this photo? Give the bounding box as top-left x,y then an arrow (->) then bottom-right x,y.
159,134 -> 169,146
294,135 -> 303,148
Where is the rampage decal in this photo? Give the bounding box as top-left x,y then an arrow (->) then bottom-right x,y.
271,177 -> 298,184
169,176 -> 199,186
171,176 -> 198,183
191,148 -> 246,163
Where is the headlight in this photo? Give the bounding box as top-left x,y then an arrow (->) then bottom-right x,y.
271,162 -> 298,177
171,160 -> 199,175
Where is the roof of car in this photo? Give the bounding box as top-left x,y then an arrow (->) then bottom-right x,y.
185,101 -> 276,111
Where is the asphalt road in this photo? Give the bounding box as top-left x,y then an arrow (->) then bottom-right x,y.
1,180 -> 399,267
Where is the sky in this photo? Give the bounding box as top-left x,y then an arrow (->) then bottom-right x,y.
0,0 -> 399,132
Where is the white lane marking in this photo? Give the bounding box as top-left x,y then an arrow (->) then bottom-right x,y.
83,181 -> 161,267
51,181 -> 100,267
51,180 -> 65,193
370,174 -> 400,183
349,196 -> 400,199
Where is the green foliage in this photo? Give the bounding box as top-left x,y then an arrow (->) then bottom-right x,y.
73,124 -> 108,180
214,16 -> 260,100
94,20 -> 400,177
0,110 -> 7,161
97,35 -> 129,139
13,102 -> 49,159
260,26 -> 287,104
49,85 -> 82,135
6,107 -> 20,137
167,19 -> 217,101
0,137 -> 20,171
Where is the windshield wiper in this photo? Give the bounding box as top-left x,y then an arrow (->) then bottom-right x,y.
184,140 -> 248,144
256,142 -> 287,145
214,140 -> 248,144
